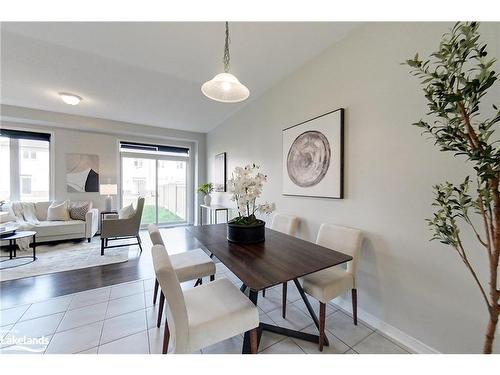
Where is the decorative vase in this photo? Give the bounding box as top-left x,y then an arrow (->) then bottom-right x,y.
203,194 -> 212,206
227,220 -> 266,244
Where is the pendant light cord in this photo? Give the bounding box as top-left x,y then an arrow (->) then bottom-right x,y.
223,21 -> 231,73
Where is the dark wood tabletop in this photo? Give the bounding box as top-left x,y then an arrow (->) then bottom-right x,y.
186,224 -> 352,291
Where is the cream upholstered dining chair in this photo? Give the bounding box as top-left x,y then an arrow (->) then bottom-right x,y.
271,213 -> 299,236
152,244 -> 259,354
263,214 -> 299,317
148,224 -> 216,328
300,223 -> 363,351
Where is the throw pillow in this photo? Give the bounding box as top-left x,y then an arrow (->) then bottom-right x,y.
118,203 -> 135,219
47,200 -> 71,221
69,201 -> 93,221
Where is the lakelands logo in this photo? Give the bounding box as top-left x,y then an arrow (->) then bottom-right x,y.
1,334 -> 50,353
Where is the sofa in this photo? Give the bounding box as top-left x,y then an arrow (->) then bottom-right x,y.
1,201 -> 99,243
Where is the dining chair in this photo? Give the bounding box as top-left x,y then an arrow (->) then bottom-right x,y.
264,214 -> 299,318
151,244 -> 259,354
300,223 -> 363,351
148,224 -> 216,328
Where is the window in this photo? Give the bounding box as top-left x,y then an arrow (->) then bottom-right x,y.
0,137 -> 10,201
21,175 -> 32,194
0,129 -> 51,202
22,150 -> 36,159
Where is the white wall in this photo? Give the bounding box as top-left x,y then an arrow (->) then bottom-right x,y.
1,105 -> 206,224
206,22 -> 500,353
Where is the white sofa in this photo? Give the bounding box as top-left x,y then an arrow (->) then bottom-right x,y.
2,201 -> 99,243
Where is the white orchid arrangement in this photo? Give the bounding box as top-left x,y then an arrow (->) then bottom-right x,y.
228,164 -> 276,226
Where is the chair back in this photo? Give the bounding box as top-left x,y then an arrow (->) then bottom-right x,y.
316,224 -> 363,275
271,214 -> 299,236
148,224 -> 164,246
131,197 -> 145,230
151,244 -> 189,353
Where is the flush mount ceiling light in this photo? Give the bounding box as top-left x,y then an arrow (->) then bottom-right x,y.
59,92 -> 82,105
201,22 -> 250,103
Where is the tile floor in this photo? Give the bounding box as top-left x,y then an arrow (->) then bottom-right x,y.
0,262 -> 410,354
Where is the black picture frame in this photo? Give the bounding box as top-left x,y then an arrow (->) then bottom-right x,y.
282,108 -> 344,199
214,152 -> 227,192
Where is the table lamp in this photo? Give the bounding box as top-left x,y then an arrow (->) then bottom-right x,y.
100,184 -> 118,211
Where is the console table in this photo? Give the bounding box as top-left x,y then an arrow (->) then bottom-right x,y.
199,204 -> 232,225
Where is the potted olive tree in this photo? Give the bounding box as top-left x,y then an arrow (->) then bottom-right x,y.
405,22 -> 499,353
197,183 -> 214,206
227,164 -> 275,244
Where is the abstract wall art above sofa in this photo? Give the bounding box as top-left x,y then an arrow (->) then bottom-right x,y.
66,153 -> 100,192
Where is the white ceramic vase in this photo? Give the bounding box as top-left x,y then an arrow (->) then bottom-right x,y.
203,194 -> 212,206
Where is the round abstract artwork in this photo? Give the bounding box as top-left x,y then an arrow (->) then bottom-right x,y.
286,130 -> 331,187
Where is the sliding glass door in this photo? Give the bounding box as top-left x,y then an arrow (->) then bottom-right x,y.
122,155 -> 187,226
121,156 -> 157,225
157,160 -> 187,225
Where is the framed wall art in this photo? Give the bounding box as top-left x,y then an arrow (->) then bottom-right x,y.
66,153 -> 100,193
214,152 -> 227,192
282,108 -> 344,199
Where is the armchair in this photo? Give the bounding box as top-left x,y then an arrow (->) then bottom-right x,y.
100,197 -> 145,256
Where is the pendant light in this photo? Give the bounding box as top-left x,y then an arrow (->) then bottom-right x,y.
201,22 -> 250,103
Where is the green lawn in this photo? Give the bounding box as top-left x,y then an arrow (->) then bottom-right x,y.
141,204 -> 182,224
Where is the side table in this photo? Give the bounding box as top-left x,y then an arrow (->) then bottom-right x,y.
100,210 -> 118,234
0,230 -> 37,269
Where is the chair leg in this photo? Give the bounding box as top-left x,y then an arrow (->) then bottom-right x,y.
319,302 -> 326,352
352,289 -> 358,325
262,288 -> 266,297
282,282 -> 287,318
100,238 -> 105,256
162,321 -> 170,354
137,235 -> 143,252
249,328 -> 258,354
87,238 -> 91,243
153,278 -> 159,305
157,291 -> 165,328
210,274 -> 215,281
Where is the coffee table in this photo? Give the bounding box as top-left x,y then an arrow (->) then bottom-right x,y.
1,230 -> 37,269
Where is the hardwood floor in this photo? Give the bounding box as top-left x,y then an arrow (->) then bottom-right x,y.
0,227 -> 204,310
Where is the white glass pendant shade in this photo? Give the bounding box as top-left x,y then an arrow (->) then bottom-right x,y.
201,72 -> 250,103
59,92 -> 82,105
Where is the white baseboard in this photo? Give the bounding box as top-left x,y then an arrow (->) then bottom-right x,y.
332,297 -> 440,354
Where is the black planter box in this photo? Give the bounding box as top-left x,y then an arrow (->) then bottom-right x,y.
227,220 -> 266,244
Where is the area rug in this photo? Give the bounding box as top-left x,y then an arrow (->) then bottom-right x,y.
0,238 -> 130,282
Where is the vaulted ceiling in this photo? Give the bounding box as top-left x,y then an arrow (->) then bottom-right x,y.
1,22 -> 361,132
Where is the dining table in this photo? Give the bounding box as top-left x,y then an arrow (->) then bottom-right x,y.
186,223 -> 353,353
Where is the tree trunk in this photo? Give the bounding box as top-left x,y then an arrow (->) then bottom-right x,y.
484,190 -> 499,354
485,183 -> 500,354
484,311 -> 499,354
